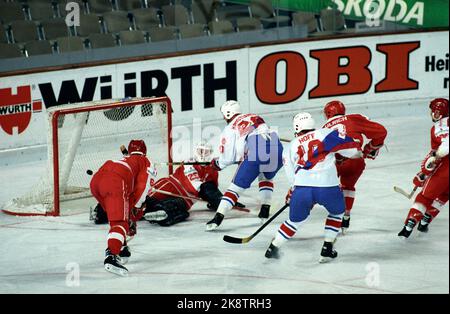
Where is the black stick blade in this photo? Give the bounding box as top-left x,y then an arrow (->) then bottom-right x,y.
223,235 -> 252,244
223,235 -> 244,244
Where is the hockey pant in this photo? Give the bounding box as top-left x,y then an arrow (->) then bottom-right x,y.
336,157 -> 366,215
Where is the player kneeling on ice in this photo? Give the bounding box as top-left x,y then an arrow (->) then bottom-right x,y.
206,100 -> 284,231
90,140 -> 157,276
144,142 -> 243,226
265,113 -> 361,262
398,98 -> 449,238
323,100 -> 387,233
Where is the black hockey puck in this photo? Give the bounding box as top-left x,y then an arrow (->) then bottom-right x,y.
86,170 -> 93,175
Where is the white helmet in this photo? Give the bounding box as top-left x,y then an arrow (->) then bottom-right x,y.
194,141 -> 213,162
220,100 -> 241,120
293,112 -> 315,134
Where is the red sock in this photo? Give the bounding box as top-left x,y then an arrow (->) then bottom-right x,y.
108,221 -> 129,255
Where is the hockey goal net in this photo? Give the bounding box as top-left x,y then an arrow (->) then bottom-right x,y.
3,97 -> 173,216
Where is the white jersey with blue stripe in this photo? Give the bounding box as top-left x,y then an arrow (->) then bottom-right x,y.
284,128 -> 361,187
217,114 -> 272,169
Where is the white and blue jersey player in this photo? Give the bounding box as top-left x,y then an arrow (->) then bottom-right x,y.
206,100 -> 284,231
265,112 -> 361,262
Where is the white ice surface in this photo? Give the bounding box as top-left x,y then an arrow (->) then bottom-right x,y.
0,99 -> 448,294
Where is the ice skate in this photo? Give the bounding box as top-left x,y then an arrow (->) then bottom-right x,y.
265,241 -> 280,259
341,215 -> 350,234
206,213 -> 224,231
118,245 -> 131,265
258,204 -> 270,223
398,218 -> 416,238
104,249 -> 128,277
417,213 -> 432,233
319,241 -> 338,263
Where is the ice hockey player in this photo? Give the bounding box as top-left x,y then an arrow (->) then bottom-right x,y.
90,139 -> 157,276
265,112 -> 361,262
144,142 -> 222,226
322,100 -> 387,232
206,100 -> 284,231
398,98 -> 449,238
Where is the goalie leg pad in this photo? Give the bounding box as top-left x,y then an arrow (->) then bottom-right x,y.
199,181 -> 223,211
154,198 -> 190,226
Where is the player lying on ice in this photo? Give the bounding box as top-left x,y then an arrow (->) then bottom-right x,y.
206,100 -> 284,231
398,98 -> 449,238
265,112 -> 361,263
90,140 -> 157,276
322,100 -> 387,233
91,142 -> 246,227
144,142 -> 245,226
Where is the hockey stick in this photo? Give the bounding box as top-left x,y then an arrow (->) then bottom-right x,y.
223,203 -> 290,244
393,186 -> 418,199
150,188 -> 250,213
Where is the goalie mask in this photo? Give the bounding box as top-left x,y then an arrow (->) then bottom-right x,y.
194,142 -> 213,162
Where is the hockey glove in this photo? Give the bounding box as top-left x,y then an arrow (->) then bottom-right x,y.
130,205 -> 145,222
210,158 -> 222,171
421,152 -> 438,176
285,188 -> 294,204
413,172 -> 426,188
363,142 -> 382,160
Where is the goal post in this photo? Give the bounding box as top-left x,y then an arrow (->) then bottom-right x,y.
3,97 -> 173,216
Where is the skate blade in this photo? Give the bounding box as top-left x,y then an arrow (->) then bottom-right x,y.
205,223 -> 219,232
319,256 -> 336,264
260,218 -> 268,224
105,264 -> 128,277
341,228 -> 348,235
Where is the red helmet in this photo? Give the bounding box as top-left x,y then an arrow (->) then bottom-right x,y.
128,139 -> 147,155
324,100 -> 346,119
429,98 -> 449,121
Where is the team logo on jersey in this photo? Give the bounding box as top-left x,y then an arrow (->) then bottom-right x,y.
0,86 -> 43,135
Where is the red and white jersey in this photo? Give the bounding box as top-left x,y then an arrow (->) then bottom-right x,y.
430,117 -> 449,151
323,114 -> 387,149
284,128 -> 361,187
149,162 -> 219,209
217,113 -> 273,169
97,154 -> 157,208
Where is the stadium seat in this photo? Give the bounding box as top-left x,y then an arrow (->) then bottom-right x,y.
320,8 -> 346,32
292,11 -> 318,33
75,13 -> 102,36
88,32 -> 116,48
216,3 -> 250,23
0,2 -> 26,24
249,0 -> 290,28
208,20 -> 234,35
27,2 -> 56,21
10,20 -> 40,43
116,0 -> 143,11
103,10 -> 131,33
86,0 -> 112,14
236,17 -> 261,32
147,0 -> 172,9
178,23 -> 205,39
0,42 -> 23,58
132,7 -> 160,30
56,35 -> 85,52
41,18 -> 71,40
191,0 -> 218,24
118,29 -> 146,45
0,24 -> 8,43
162,4 -> 190,26
25,39 -> 53,56
147,26 -> 174,42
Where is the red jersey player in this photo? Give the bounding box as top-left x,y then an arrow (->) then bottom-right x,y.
398,98 -> 449,238
144,142 -> 223,226
90,139 -> 157,276
323,100 -> 388,232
